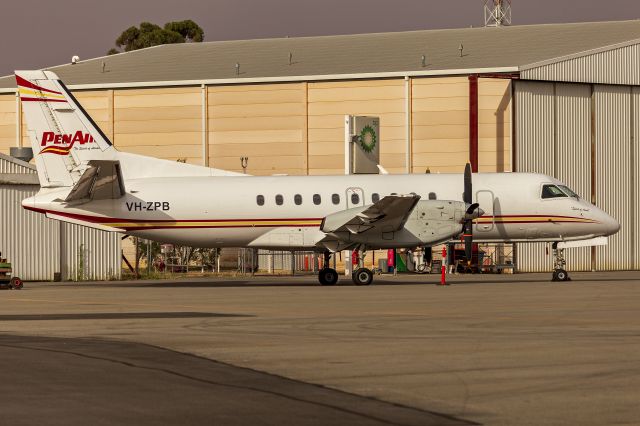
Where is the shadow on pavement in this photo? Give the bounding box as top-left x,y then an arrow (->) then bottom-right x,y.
0,334 -> 478,426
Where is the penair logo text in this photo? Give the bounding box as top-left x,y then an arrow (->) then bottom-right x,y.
39,131 -> 95,155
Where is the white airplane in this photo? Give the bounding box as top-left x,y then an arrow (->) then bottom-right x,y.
16,70 -> 620,285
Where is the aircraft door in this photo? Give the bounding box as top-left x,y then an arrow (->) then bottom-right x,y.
346,187 -> 365,209
475,190 -> 495,232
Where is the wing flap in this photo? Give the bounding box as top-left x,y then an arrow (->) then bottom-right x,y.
321,194 -> 420,235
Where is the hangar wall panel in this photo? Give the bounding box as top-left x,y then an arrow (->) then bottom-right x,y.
514,81 -> 554,272
634,88 -> 640,270
555,83 -> 592,270
478,78 -> 512,172
0,185 -> 60,280
595,85 -> 633,270
0,94 -> 16,155
308,79 -> 405,175
208,83 -> 306,175
522,43 -> 640,86
411,77 -> 468,173
514,81 -> 595,272
74,90 -> 113,141
62,223 -> 121,280
114,87 -> 202,165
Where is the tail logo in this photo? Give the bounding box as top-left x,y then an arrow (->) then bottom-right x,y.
40,131 -> 95,155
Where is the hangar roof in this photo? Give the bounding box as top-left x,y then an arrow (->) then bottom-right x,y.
1,20 -> 640,90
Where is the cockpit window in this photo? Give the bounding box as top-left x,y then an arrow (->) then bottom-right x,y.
541,184 -> 567,199
559,185 -> 579,198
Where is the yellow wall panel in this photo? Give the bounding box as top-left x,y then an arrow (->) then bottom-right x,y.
308,79 -> 405,174
114,132 -> 200,147
210,142 -> 305,157
208,83 -> 306,176
113,88 -> 201,162
478,78 -> 511,172
115,119 -> 200,134
209,103 -> 305,119
0,95 -> 16,154
210,116 -> 305,132
115,106 -> 200,121
210,88 -> 304,105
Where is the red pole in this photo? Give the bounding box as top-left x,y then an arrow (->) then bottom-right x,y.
440,246 -> 446,285
469,74 -> 479,173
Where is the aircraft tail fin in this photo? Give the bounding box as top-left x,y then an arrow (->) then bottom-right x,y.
16,70 -> 116,188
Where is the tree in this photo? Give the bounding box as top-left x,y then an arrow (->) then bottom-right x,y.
108,20 -> 204,55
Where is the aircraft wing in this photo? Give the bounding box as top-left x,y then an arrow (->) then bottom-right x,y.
65,160 -> 126,203
321,194 -> 420,235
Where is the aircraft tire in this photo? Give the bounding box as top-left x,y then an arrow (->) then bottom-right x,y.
318,268 -> 338,286
352,268 -> 374,286
555,269 -> 570,282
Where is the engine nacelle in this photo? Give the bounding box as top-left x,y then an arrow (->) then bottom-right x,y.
319,199 -> 467,250
403,200 -> 466,246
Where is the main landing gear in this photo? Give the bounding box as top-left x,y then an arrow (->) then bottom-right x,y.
551,242 -> 571,282
351,247 -> 373,286
318,251 -> 339,286
317,249 -> 375,286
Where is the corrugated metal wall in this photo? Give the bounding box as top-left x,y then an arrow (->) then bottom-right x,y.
516,81 -> 639,272
555,84 -> 592,270
1,157 -> 122,281
594,85 -> 633,270
62,223 -> 122,281
0,156 -> 33,174
0,185 -> 60,280
634,87 -> 640,270
521,43 -> 640,86
514,81 -> 554,272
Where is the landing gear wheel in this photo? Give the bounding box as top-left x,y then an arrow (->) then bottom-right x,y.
318,268 -> 338,286
9,277 -> 23,290
352,268 -> 374,286
552,269 -> 570,282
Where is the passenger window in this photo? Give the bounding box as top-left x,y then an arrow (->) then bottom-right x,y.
351,193 -> 360,204
332,194 -> 340,205
428,192 -> 437,200
275,194 -> 284,205
371,193 -> 380,203
541,185 -> 567,199
313,194 -> 321,205
294,194 -> 302,205
256,195 -> 265,206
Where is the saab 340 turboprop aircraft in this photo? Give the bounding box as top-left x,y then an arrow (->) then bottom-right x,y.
16,71 -> 620,285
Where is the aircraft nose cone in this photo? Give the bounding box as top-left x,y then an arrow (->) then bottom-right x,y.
608,217 -> 621,235
599,212 -> 621,236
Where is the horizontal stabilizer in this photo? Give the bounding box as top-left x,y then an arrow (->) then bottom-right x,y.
65,160 -> 125,203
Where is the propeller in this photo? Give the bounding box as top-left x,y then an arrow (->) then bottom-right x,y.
462,163 -> 483,264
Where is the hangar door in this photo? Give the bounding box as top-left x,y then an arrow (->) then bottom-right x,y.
514,81 -> 640,272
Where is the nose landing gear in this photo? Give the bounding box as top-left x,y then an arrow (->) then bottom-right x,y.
318,251 -> 339,286
551,243 -> 571,282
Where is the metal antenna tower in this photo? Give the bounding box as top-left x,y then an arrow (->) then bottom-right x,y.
484,0 -> 511,27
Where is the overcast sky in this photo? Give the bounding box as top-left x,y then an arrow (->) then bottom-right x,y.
2,0 -> 639,76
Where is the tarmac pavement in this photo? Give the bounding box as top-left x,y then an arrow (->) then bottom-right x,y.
0,271 -> 639,425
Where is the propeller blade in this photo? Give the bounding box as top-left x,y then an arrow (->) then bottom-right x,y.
463,163 -> 472,205
464,233 -> 473,264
